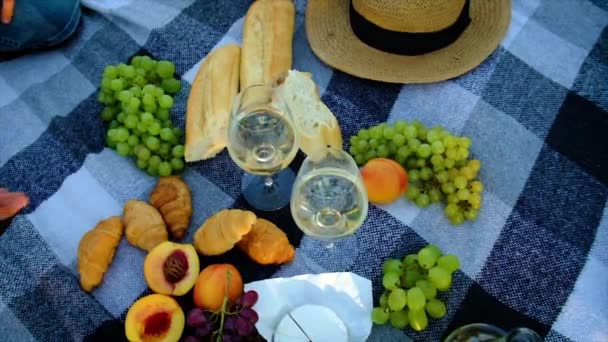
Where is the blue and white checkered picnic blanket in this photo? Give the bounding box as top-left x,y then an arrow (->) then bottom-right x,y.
1,0 -> 607,341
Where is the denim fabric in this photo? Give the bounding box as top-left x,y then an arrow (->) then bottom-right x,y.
0,0 -> 81,52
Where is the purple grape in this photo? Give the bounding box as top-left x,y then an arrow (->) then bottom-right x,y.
236,291 -> 259,308
187,308 -> 207,328
183,336 -> 199,342
222,334 -> 242,342
224,316 -> 237,331
240,308 -> 259,324
195,322 -> 212,337
235,316 -> 253,336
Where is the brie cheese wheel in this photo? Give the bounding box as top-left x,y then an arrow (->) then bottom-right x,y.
273,304 -> 349,342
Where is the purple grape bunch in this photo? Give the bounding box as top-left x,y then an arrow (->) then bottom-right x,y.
183,290 -> 260,342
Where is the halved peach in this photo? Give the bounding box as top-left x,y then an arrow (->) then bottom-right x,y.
144,241 -> 199,296
125,294 -> 184,342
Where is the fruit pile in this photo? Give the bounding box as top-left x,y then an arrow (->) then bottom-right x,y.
185,290 -> 261,342
350,121 -> 484,224
371,244 -> 460,331
97,56 -> 185,176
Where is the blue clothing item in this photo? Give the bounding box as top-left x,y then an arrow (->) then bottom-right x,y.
0,0 -> 81,52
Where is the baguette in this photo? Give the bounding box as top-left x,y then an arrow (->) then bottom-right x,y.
241,0 -> 295,89
274,70 -> 343,161
185,44 -> 241,162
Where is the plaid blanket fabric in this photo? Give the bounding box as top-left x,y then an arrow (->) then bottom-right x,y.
1,0 -> 607,341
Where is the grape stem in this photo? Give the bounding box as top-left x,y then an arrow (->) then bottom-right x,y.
215,271 -> 232,342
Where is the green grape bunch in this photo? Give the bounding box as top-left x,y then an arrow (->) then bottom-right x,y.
371,244 -> 460,332
348,120 -> 484,225
97,56 -> 185,177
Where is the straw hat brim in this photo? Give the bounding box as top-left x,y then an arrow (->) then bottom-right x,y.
306,0 -> 511,84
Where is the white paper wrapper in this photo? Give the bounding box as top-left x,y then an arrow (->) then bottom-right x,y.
244,272 -> 373,341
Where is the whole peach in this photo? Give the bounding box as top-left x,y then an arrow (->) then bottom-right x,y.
193,264 -> 243,311
361,158 -> 408,204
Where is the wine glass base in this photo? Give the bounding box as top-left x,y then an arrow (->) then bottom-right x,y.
301,235 -> 360,272
242,168 -> 295,211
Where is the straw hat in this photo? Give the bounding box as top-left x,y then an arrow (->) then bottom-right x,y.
306,0 -> 511,83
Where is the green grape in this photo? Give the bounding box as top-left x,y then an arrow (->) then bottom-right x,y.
408,170 -> 420,182
437,254 -> 460,273
159,143 -> 171,158
468,193 -> 482,209
172,145 -> 185,158
444,158 -> 455,169
447,168 -> 458,179
349,145 -> 359,156
383,126 -> 395,139
379,292 -> 389,308
130,55 -> 143,67
416,143 -> 431,158
159,127 -> 174,142
116,142 -> 130,156
158,162 -> 172,176
425,298 -> 447,319
104,65 -> 118,79
446,149 -> 458,160
124,115 -> 139,129
382,271 -> 401,290
436,171 -> 449,183
124,104 -> 139,115
366,150 -> 377,160
137,146 -> 151,160
470,180 -> 483,193
100,107 -> 115,121
368,138 -> 379,149
106,136 -> 117,148
156,60 -> 175,78
356,128 -> 370,140
416,158 -> 427,168
456,188 -> 470,201
109,120 -> 120,129
369,126 -> 382,139
402,254 -> 418,267
468,159 -> 481,172
115,127 -> 129,142
406,287 -> 426,311
383,259 -> 404,275
392,134 -> 406,146
170,158 -> 184,172
420,167 -> 432,181
416,280 -> 437,300
395,154 -> 406,165
403,126 -> 417,139
402,269 -> 425,289
371,307 -> 390,325
355,154 -> 366,165
156,108 -> 170,121
428,189 -> 442,203
136,158 -> 148,170
161,78 -> 181,94
130,86 -> 142,98
408,138 -> 421,150
415,194 -> 430,207
389,310 -> 409,329
464,209 -> 479,221
118,90 -> 132,103
133,144 -> 145,156
426,244 -> 441,257
394,120 -> 407,132
459,136 -> 471,148
163,120 -> 174,130
147,165 -> 159,177
142,93 -> 156,106
431,140 -> 445,154
428,266 -> 452,291
158,94 -> 173,109
406,158 -> 417,170
408,309 -> 428,331
426,129 -> 441,143
397,146 -> 410,159
377,145 -> 389,158
122,65 -> 136,79
110,78 -> 125,91
148,155 -> 162,168
133,75 -> 147,87
127,135 -> 140,147
417,247 -> 438,269
116,112 -> 126,123
355,140 -> 369,152
453,176 -> 467,189
142,84 -> 156,94
144,102 -> 158,114
445,203 -> 459,217
128,97 -> 141,110
388,288 -> 407,311
443,135 -> 457,148
458,147 -> 469,160
141,112 -> 154,125
154,87 -> 165,98
447,194 -> 459,204
430,154 -> 444,166
387,141 -> 398,155
136,122 -> 148,134
349,135 -> 359,146
146,136 -> 160,151
148,122 -> 162,135
101,78 -> 112,92
460,166 -> 475,180
405,186 -> 420,200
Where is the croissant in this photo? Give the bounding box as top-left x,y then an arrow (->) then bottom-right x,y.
123,200 -> 168,252
150,176 -> 192,240
237,218 -> 295,265
77,216 -> 124,292
194,209 -> 256,256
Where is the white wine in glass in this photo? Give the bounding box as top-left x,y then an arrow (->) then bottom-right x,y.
226,84 -> 299,211
291,148 -> 368,248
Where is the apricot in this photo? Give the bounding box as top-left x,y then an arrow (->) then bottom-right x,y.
125,294 -> 185,342
144,241 -> 200,296
193,264 -> 243,311
360,158 -> 408,204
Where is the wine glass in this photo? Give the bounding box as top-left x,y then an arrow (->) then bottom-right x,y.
290,147 -> 369,253
226,84 -> 300,211
444,323 -> 542,342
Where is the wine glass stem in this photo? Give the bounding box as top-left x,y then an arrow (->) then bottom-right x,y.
264,175 -> 274,187
325,242 -> 335,249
